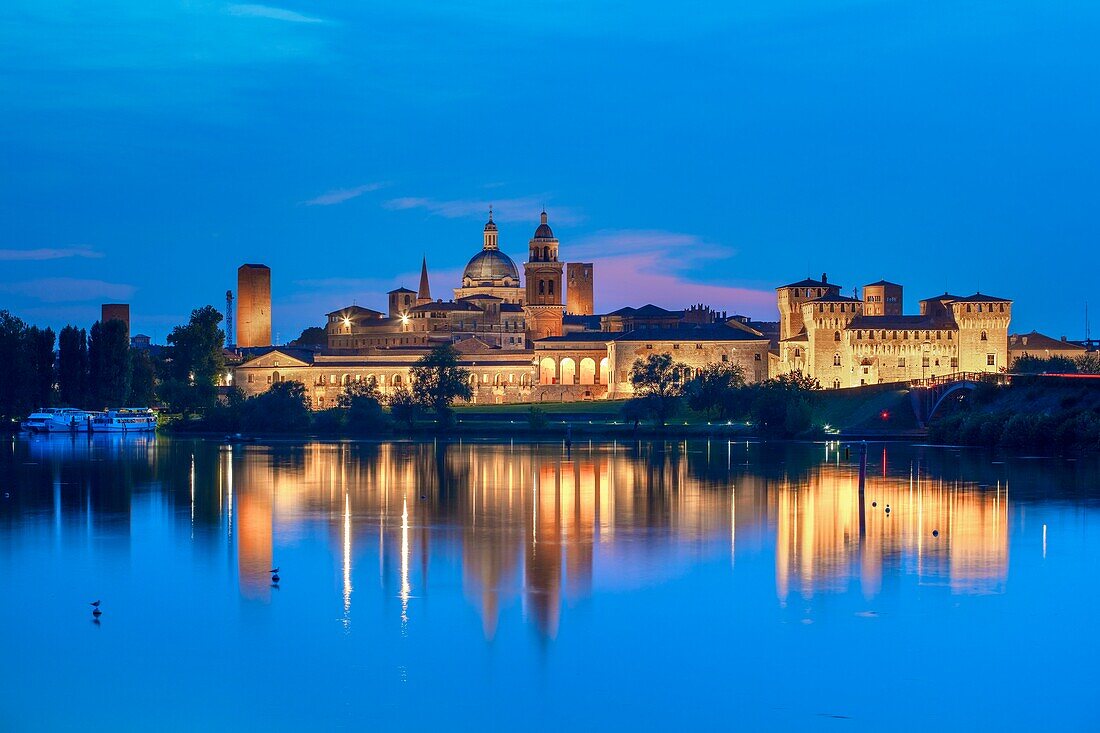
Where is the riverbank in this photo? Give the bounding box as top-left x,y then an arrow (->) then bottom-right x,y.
929,375 -> 1100,452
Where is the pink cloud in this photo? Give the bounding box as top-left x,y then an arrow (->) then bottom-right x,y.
589,251 -> 775,318
567,229 -> 774,318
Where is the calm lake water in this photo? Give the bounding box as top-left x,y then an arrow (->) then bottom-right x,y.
1,436 -> 1098,731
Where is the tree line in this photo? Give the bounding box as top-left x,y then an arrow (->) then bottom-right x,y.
622,353 -> 822,437
0,305 -> 228,423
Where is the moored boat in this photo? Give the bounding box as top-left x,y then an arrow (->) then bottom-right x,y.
90,408 -> 158,433
20,408 -> 95,433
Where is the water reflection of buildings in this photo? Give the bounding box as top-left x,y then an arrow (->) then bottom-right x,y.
5,438 -> 1023,638
775,456 -> 1010,601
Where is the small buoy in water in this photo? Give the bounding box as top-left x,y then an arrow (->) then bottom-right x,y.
932,530 -> 939,537
872,502 -> 877,508
420,495 -> 426,500
92,608 -> 102,617
272,574 -> 280,583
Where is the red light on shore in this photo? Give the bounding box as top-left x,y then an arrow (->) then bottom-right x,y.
880,410 -> 890,421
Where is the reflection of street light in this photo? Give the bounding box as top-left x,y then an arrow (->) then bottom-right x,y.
922,341 -> 931,381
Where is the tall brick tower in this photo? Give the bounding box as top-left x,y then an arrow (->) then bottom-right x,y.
237,264 -> 272,347
566,263 -> 594,315
101,303 -> 130,341
523,211 -> 564,339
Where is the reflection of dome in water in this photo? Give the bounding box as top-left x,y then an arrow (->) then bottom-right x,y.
463,249 -> 519,284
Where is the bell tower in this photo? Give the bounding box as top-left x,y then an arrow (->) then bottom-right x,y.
523,211 -> 564,339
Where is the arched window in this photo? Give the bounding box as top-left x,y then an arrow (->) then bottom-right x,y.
548,280 -> 554,296
980,330 -> 988,341
542,246 -> 550,260
833,353 -> 841,366
793,347 -> 802,358
834,331 -> 841,342
539,280 -> 545,295
833,379 -> 841,389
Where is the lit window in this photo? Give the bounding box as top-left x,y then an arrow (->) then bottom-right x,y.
987,354 -> 995,366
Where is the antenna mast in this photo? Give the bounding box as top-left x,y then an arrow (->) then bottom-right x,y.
226,289 -> 235,348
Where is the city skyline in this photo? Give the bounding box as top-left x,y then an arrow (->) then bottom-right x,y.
3,2 -> 1099,340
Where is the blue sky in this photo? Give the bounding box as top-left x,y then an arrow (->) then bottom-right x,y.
1,1 -> 1098,341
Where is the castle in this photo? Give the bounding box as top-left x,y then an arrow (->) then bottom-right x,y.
772,274 -> 1012,387
231,216 -> 1012,406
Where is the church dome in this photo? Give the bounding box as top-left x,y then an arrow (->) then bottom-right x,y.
463,249 -> 520,284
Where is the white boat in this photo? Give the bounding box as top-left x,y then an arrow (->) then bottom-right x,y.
20,408 -> 95,433
90,408 -> 158,433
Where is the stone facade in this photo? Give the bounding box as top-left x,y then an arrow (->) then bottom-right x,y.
774,277 -> 1013,388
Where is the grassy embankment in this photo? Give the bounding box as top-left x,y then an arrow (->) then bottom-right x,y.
452,382 -> 922,438
928,376 -> 1100,452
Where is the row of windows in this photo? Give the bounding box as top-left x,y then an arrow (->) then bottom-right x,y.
833,330 -> 967,342
818,303 -> 858,313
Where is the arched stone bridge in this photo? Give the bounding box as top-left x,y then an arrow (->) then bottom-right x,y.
910,372 -> 1010,426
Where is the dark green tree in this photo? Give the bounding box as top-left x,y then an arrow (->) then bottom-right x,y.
1012,354 -> 1078,374
58,326 -> 89,407
163,306 -> 226,414
628,353 -> 685,427
241,380 -> 310,432
28,326 -> 56,409
88,319 -> 131,408
1075,353 -> 1100,374
749,371 -> 821,437
291,326 -> 327,346
129,349 -> 158,406
411,344 -> 473,424
387,384 -> 418,431
683,362 -> 746,420
340,379 -> 387,433
0,311 -> 27,420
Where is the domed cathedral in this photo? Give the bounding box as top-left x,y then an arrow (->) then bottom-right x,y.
523,211 -> 565,339
454,208 -> 525,305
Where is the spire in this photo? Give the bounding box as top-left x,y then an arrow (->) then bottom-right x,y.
417,256 -> 431,304
540,210 -> 547,225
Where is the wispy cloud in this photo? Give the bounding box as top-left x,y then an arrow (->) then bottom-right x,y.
227,4 -> 327,24
302,182 -> 388,206
0,278 -> 135,303
568,230 -> 773,317
0,246 -> 104,261
384,195 -> 583,225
